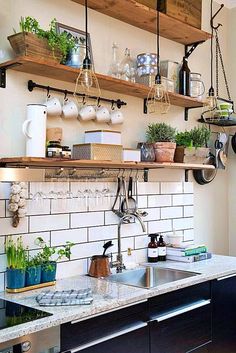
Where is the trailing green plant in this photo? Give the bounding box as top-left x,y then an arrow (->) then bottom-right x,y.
175,131 -> 193,148
36,237 -> 74,271
5,236 -> 27,270
15,16 -> 76,62
146,123 -> 176,143
190,126 -> 211,148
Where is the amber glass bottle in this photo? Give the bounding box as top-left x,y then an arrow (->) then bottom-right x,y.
158,235 -> 167,261
148,234 -> 158,263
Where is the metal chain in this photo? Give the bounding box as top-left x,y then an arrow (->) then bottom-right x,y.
215,28 -> 231,100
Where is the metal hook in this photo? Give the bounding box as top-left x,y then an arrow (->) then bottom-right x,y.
111,100 -> 115,110
211,3 -> 224,30
82,95 -> 86,105
96,97 -> 101,107
46,86 -> 50,98
134,169 -> 139,181
64,90 -> 68,101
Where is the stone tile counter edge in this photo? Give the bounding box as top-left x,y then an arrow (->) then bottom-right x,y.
1,255 -> 236,344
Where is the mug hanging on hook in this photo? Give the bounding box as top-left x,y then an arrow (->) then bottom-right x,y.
110,100 -> 124,125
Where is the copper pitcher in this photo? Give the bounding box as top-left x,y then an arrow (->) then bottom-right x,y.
88,255 -> 111,278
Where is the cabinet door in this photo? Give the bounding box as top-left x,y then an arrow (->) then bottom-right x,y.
150,300 -> 212,353
62,324 -> 149,353
211,274 -> 236,353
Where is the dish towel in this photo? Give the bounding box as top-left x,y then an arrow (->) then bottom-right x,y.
36,288 -> 93,306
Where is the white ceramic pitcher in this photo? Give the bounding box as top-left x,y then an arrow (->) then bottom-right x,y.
22,104 -> 47,157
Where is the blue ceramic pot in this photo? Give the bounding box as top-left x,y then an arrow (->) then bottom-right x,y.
6,268 -> 25,289
26,265 -> 41,286
41,262 -> 57,283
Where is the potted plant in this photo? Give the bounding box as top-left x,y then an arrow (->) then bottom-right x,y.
25,253 -> 42,287
5,236 -> 27,289
174,126 -> 211,163
36,237 -> 74,283
146,122 -> 176,162
8,17 -> 76,64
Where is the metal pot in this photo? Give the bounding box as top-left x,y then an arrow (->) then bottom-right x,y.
88,255 -> 111,278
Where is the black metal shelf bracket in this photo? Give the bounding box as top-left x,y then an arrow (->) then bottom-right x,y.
184,41 -> 204,59
0,68 -> 6,88
28,80 -> 127,109
185,170 -> 190,182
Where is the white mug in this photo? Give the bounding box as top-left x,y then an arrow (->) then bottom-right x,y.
62,99 -> 79,119
110,109 -> 124,125
22,104 -> 47,157
95,106 -> 110,123
46,97 -> 62,117
78,105 -> 96,121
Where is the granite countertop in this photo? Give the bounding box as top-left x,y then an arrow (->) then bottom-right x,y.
1,254 -> 236,344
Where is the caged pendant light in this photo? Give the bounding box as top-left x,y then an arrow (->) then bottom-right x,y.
146,3 -> 170,114
74,0 -> 101,98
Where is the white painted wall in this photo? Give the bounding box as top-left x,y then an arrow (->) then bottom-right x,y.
0,0 -> 230,255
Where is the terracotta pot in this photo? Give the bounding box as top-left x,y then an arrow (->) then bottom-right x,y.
153,142 -> 176,162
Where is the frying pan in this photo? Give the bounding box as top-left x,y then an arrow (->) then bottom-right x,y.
232,133 -> 236,153
193,153 -> 217,185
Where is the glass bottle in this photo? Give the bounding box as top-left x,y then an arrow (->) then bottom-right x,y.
120,48 -> 136,83
158,235 -> 167,261
148,234 -> 158,263
108,42 -> 122,79
179,58 -> 190,96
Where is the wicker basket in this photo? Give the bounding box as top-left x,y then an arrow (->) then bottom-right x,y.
73,143 -> 123,161
8,32 -> 62,63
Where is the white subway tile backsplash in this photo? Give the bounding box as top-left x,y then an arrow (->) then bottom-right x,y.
51,229 -> 87,246
172,194 -> 194,206
88,225 -> 117,242
161,207 -> 183,219
0,217 -> 28,236
0,237 -> 5,254
30,182 -> 69,198
30,214 -> 69,232
184,182 -> 194,194
0,201 -> 5,218
184,206 -> 194,217
142,208 -> 160,221
135,234 -> 149,249
138,182 -> 160,195
0,273 -> 4,292
105,211 -> 120,225
161,182 -> 183,194
51,198 -> 87,214
112,237 -> 135,253
11,232 -> 50,250
71,212 -> 104,228
148,195 -> 171,208
56,259 -> 88,279
173,217 -> 194,230
184,229 -> 195,241
120,222 -> 147,238
88,196 -> 115,212
136,196 -> 148,209
71,241 -> 104,260
134,248 -> 147,263
0,254 -> 7,272
0,183 -> 11,200
148,219 -> 172,233
27,199 -> 51,216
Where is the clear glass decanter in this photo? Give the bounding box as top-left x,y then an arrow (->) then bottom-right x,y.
120,48 -> 136,83
108,42 -> 122,79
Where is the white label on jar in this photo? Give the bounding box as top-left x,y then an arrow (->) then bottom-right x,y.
148,248 -> 158,258
158,247 -> 167,256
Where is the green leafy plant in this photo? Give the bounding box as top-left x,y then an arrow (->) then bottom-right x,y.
5,236 -> 27,270
26,253 -> 41,269
175,131 -> 193,148
190,126 -> 211,148
146,123 -> 176,143
15,16 -> 76,62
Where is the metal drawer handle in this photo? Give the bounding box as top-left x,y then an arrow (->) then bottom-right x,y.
64,322 -> 147,352
217,273 -> 236,281
150,299 -> 211,323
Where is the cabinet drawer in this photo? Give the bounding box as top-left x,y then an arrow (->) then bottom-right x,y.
149,302 -> 212,353
61,301 -> 148,352
149,282 -> 210,318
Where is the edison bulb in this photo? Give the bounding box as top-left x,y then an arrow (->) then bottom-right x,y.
154,83 -> 165,100
205,94 -> 217,110
80,69 -> 93,89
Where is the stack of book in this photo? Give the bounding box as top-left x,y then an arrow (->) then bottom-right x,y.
166,244 -> 212,263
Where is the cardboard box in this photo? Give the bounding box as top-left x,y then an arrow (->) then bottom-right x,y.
85,130 -> 122,145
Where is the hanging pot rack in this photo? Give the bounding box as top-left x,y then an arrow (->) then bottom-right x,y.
27,80 -> 127,109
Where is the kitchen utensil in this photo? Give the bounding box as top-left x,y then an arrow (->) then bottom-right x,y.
121,177 -> 137,213
88,255 -> 111,278
231,133 -> 236,153
215,138 -> 223,169
102,241 -> 114,256
22,104 -> 47,157
193,153 -> 217,185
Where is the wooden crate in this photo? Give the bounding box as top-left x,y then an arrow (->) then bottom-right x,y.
174,146 -> 209,164
8,32 -> 62,63
158,0 -> 202,29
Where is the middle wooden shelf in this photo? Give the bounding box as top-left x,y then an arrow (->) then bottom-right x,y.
1,56 -> 204,109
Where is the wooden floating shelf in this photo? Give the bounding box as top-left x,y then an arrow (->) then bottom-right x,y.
0,56 -> 204,109
0,157 -> 215,171
72,0 -> 211,45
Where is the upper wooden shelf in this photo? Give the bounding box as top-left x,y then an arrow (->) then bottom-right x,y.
0,56 -> 204,108
0,157 -> 215,171
72,0 -> 211,45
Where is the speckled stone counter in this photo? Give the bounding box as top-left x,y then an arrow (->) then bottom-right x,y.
1,254 -> 236,344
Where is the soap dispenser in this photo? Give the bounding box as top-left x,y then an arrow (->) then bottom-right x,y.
148,234 -> 158,263
158,235 -> 167,261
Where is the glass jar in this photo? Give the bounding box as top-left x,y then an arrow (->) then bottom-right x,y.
108,42 -> 122,79
47,141 -> 62,158
137,143 -> 155,162
120,48 -> 136,83
190,73 -> 205,99
61,146 -> 72,159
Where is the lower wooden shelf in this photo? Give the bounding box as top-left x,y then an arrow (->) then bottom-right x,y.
0,157 -> 215,171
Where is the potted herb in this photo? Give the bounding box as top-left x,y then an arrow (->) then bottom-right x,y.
146,123 -> 176,162
8,17 -> 76,64
5,236 -> 27,289
36,237 -> 74,283
174,126 -> 211,163
25,253 -> 42,287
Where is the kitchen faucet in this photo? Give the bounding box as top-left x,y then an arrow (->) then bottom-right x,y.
111,212 -> 146,273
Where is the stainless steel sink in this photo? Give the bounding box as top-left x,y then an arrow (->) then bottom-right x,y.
105,267 -> 199,289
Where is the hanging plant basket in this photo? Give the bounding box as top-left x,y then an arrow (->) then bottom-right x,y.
8,32 -> 62,63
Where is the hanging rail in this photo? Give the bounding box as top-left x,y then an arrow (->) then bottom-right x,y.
27,80 -> 127,109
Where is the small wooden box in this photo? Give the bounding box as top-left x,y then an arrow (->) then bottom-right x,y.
73,143 -> 123,161
174,146 -> 209,164
158,0 -> 202,29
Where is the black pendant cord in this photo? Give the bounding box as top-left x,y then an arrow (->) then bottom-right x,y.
155,6 -> 161,84
209,0 -> 214,96
83,0 -> 91,69
28,80 -> 127,109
